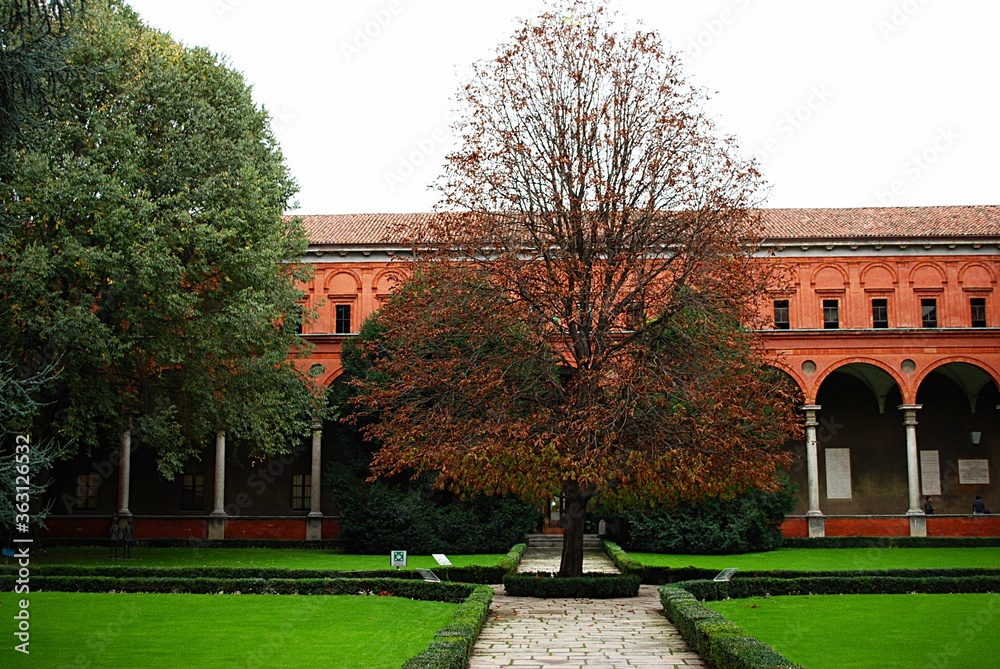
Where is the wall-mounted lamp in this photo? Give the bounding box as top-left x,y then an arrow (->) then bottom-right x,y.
970,431 -> 983,446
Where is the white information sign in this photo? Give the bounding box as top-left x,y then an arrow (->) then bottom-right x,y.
390,550 -> 407,568
920,450 -> 942,496
825,448 -> 853,499
958,459 -> 990,485
432,554 -> 452,566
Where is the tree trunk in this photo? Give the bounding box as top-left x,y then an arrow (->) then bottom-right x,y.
558,480 -> 595,577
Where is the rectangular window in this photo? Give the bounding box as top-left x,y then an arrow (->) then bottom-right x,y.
182,474 -> 205,511
822,299 -> 839,329
971,298 -> 987,327
921,298 -> 938,328
334,304 -> 352,334
773,299 -> 790,329
292,473 -> 311,511
75,474 -> 100,510
871,298 -> 889,328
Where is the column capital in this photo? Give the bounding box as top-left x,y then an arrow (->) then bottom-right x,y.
801,405 -> 821,426
898,404 -> 923,426
311,417 -> 323,431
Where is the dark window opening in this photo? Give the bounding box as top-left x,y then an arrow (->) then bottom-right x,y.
75,474 -> 100,510
872,298 -> 888,328
334,304 -> 352,334
971,298 -> 987,327
773,299 -> 790,329
823,300 -> 839,329
182,474 -> 205,511
921,298 -> 938,328
292,474 -> 311,511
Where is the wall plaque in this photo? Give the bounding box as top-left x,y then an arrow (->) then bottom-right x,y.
958,459 -> 990,485
825,448 -> 852,499
920,450 -> 941,496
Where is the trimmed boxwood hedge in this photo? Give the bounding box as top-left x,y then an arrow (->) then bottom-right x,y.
676,574 -> 1000,601
0,574 -> 479,600
659,586 -> 802,669
503,573 -> 640,598
660,574 -> 1000,668
402,584 -> 493,669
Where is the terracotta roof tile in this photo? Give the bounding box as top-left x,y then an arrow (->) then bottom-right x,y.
293,206 -> 1000,246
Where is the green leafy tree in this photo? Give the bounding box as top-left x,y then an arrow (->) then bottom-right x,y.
0,0 -> 321,481
0,0 -> 84,150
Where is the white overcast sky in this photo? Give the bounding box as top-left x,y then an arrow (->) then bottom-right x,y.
123,0 -> 1000,215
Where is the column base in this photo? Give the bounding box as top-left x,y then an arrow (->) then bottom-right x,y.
908,514 -> 927,538
306,515 -> 323,541
207,514 -> 226,540
807,515 -> 826,538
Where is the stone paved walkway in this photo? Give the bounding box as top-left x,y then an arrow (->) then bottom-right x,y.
467,543 -> 706,668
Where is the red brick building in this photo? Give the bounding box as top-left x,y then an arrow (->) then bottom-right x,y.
40,206 -> 1000,541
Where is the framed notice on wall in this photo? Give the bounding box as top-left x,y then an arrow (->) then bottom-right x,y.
958,459 -> 990,485
920,450 -> 942,496
825,448 -> 852,499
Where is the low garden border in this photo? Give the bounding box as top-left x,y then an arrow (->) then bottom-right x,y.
660,574 -> 1000,669
503,572 -> 640,598
0,572 -> 494,669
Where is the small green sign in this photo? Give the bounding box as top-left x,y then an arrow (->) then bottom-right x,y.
390,550 -> 407,568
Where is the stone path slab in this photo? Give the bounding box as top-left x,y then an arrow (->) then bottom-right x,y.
468,585 -> 706,668
468,542 -> 705,668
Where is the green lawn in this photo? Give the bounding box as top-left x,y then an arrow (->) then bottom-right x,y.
630,547 -> 1000,571
0,591 -> 455,668
709,593 -> 1000,669
26,546 -> 505,570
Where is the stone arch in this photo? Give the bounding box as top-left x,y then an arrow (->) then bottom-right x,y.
958,262 -> 996,289
815,358 -> 906,412
916,358 -> 1000,413
324,270 -> 362,295
372,269 -> 407,297
908,262 -> 947,289
764,361 -> 807,401
860,262 -> 898,290
810,264 -> 849,290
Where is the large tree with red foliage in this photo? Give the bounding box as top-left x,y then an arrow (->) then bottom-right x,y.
351,1 -> 801,576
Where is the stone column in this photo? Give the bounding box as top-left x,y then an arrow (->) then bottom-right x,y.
802,405 -> 824,538
208,431 -> 227,540
118,429 -> 132,517
899,404 -> 926,537
306,418 -> 323,540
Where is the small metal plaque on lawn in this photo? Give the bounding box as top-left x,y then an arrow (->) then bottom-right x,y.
391,550 -> 407,568
432,553 -> 452,566
417,569 -> 440,583
714,568 -> 738,582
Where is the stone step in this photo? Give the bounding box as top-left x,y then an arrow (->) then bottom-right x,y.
524,533 -> 603,548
